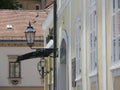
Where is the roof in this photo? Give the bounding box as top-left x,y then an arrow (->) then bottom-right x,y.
0,10 -> 47,39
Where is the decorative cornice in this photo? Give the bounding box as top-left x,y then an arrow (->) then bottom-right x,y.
0,42 -> 43,47
0,36 -> 44,47
8,55 -> 18,60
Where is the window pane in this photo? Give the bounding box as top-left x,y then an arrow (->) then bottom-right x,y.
113,0 -> 115,9
90,14 -> 92,30
16,4 -> 23,10
90,10 -> 97,72
36,5 -> 39,10
90,33 -> 92,49
9,62 -> 21,78
9,63 -> 14,77
113,40 -> 116,62
119,38 -> 120,60
117,12 -> 120,34
15,63 -> 20,77
90,53 -> 92,71
93,12 -> 96,30
76,29 -> 81,76
92,52 -> 94,70
93,50 -> 96,69
118,0 -> 120,8
113,15 -> 116,38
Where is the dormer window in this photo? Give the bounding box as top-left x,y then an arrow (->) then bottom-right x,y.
6,25 -> 13,30
36,5 -> 40,10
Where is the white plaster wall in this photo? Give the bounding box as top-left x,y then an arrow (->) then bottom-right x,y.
0,47 -> 42,86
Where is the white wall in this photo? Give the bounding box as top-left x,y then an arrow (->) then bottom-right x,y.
0,47 -> 43,87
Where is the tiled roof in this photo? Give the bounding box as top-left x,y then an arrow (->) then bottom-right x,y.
0,10 -> 47,38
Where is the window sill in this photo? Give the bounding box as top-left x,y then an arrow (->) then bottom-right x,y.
8,77 -> 22,85
8,77 -> 22,80
89,70 -> 97,78
110,63 -> 120,71
89,1 -> 96,7
75,75 -> 82,82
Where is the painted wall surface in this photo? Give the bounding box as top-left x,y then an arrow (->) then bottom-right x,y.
0,87 -> 43,90
19,0 -> 40,10
106,0 -> 112,90
96,0 -> 103,90
43,0 -> 118,90
0,47 -> 43,87
19,0 -> 53,10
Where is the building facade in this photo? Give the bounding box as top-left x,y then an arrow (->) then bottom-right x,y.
17,0 -> 53,10
0,10 -> 47,90
42,0 -> 120,90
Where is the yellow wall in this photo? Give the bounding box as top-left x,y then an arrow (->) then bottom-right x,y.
96,0 -> 103,90
91,82 -> 97,90
86,0 -> 90,89
44,0 -> 114,90
114,76 -> 120,90
106,0 -> 112,90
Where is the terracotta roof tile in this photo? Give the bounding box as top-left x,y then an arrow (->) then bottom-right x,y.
0,10 -> 47,38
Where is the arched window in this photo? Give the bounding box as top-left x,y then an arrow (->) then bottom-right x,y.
89,10 -> 97,72
60,39 -> 66,64
76,26 -> 81,77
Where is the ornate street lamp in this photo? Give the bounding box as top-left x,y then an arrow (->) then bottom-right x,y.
25,22 -> 36,48
18,1 -> 57,90
37,57 -> 53,78
25,22 -> 54,78
37,58 -> 46,78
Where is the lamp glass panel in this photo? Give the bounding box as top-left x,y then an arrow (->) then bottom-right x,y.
40,60 -> 45,67
37,62 -> 41,71
25,23 -> 35,43
26,32 -> 35,43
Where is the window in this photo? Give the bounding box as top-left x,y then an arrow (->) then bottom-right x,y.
89,0 -> 96,4
60,39 -> 66,64
76,24 -> 81,78
9,62 -> 21,78
72,58 -> 76,87
8,55 -> 21,85
112,0 -> 120,63
118,0 -> 120,9
16,4 -> 23,10
89,10 -> 97,72
58,0 -> 65,9
113,0 -> 115,10
36,5 -> 40,10
112,0 -> 120,12
6,24 -> 13,30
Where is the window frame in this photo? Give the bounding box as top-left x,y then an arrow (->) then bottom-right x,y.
36,5 -> 40,10
75,18 -> 82,81
89,3 -> 97,73
112,0 -> 120,64
16,3 -> 23,10
57,0 -> 66,10
9,62 -> 21,78
76,28 -> 81,77
111,0 -> 120,89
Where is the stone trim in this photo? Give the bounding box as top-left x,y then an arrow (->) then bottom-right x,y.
0,42 -> 43,47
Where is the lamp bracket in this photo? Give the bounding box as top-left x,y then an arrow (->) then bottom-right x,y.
44,68 -> 53,76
